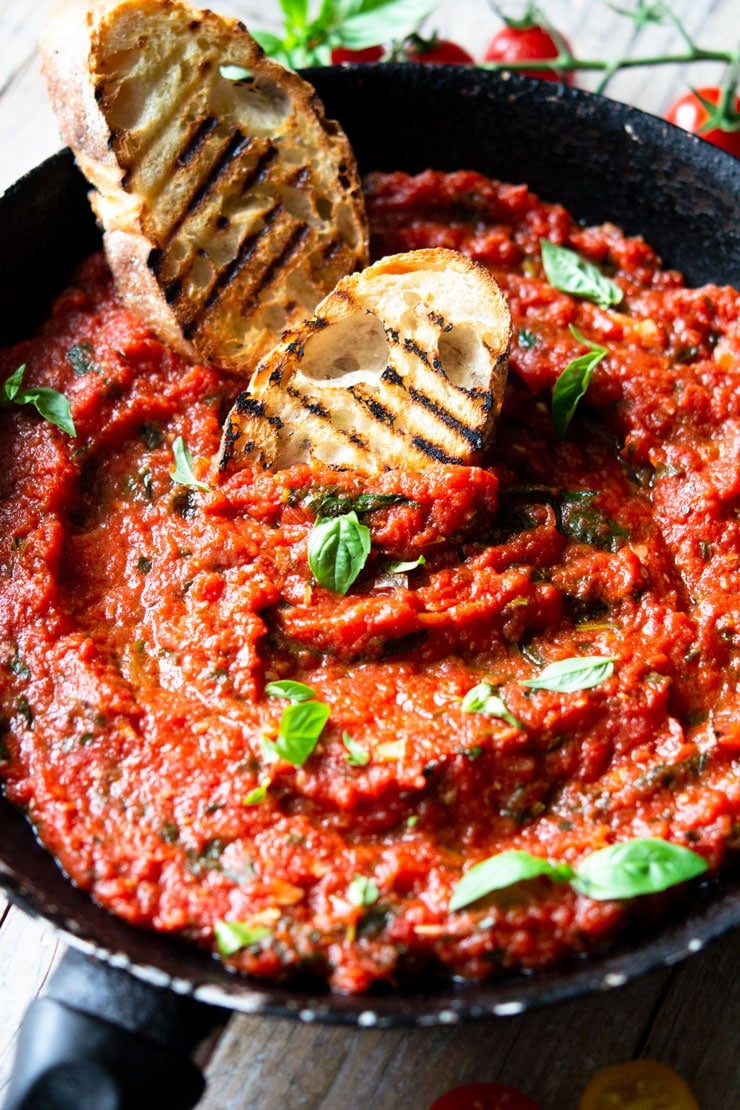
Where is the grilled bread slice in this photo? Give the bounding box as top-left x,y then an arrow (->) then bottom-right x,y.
39,0 -> 368,372
219,248 -> 511,474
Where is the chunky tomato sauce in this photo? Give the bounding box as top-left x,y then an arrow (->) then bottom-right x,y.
1,170 -> 738,994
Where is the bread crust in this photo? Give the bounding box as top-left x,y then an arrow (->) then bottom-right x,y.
219,247 -> 511,474
40,0 -> 369,372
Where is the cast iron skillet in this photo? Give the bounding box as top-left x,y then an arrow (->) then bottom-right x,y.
1,65 -> 739,1108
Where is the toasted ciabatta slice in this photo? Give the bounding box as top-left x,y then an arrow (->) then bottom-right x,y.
218,249 -> 511,474
39,0 -> 368,371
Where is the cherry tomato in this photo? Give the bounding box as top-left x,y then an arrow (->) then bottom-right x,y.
403,34 -> 474,65
578,1060 -> 700,1110
330,44 -> 385,64
429,1081 -> 542,1110
665,86 -> 740,158
484,23 -> 573,83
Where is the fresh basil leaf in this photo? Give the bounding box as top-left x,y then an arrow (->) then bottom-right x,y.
243,782 -> 269,805
348,875 -> 380,906
523,655 -> 615,693
540,239 -> 623,309
214,920 -> 271,957
385,555 -> 425,573
280,0 -> 310,25
250,29 -> 291,59
170,435 -> 209,491
265,679 -> 317,702
308,511 -> 371,594
303,488 -> 412,519
1,365 -> 76,437
461,681 -> 523,730
551,325 -> 608,439
342,730 -> 370,766
273,699 -> 330,765
572,838 -> 708,901
22,387 -> 77,437
556,488 -> 629,551
336,0 -> 441,49
2,365 -> 25,400
449,850 -> 574,912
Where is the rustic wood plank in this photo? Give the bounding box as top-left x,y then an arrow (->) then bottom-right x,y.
637,929 -> 740,1109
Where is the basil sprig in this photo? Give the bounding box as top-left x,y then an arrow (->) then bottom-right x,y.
265,679 -> 316,702
266,680 -> 330,766
449,850 -> 572,912
551,326 -> 609,438
523,655 -> 615,693
342,731 -> 370,766
170,435 -> 209,491
273,701 -> 331,765
214,920 -> 271,957
461,681 -> 523,730
253,0 -> 442,67
449,838 -> 708,911
571,838 -> 709,900
308,510 -> 371,594
348,875 -> 380,907
1,364 -> 75,436
540,239 -> 623,309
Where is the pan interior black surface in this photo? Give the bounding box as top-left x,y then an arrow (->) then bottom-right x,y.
1,66 -> 738,1025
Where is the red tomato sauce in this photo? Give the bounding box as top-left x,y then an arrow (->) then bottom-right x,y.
1,170 -> 738,994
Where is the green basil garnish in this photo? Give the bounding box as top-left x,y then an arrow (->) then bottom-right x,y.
461,681 -> 523,730
243,782 -> 269,805
271,699 -> 330,766
449,850 -> 574,911
214,920 -> 271,957
265,679 -> 317,702
551,326 -> 609,438
301,488 -> 412,519
1,364 -> 76,437
252,0 -> 440,67
308,510 -> 371,594
66,341 -> 101,377
348,875 -> 380,907
540,239 -> 623,309
449,838 -> 708,912
522,655 -> 615,693
570,838 -> 709,901
170,435 -> 209,491
342,731 -> 370,766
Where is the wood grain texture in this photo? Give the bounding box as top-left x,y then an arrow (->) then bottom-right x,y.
1,1 -> 738,1106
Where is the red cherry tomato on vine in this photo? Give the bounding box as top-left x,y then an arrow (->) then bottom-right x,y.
429,1081 -> 542,1110
664,86 -> 740,158
403,34 -> 474,65
331,44 -> 385,64
484,23 -> 573,84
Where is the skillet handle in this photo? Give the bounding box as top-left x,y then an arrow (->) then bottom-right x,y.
3,947 -> 226,1110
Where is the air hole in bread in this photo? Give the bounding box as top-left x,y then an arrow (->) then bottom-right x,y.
279,185 -> 313,222
438,325 -> 490,391
296,312 -> 388,389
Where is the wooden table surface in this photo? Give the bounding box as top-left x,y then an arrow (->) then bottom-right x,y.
1,1 -> 738,1107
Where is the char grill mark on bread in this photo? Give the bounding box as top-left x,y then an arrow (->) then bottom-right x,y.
39,0 -> 369,373
219,248 -> 512,474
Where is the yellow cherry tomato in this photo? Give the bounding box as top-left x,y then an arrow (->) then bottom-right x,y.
578,1061 -> 700,1110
